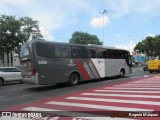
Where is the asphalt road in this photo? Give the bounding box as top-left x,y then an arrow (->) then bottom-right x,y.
0,68 -> 153,110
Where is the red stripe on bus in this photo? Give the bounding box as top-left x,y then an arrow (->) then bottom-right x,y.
77,60 -> 90,80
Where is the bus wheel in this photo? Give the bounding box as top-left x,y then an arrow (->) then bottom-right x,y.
150,71 -> 152,74
119,69 -> 125,78
0,78 -> 4,86
69,73 -> 80,86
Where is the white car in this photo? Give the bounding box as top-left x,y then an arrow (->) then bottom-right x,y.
0,67 -> 22,86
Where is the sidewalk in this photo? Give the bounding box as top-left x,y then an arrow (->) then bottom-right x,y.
132,67 -> 143,72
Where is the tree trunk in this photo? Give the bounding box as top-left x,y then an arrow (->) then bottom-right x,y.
2,52 -> 4,66
7,49 -> 9,67
10,51 -> 13,67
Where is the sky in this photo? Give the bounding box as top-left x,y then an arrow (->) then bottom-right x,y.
0,0 -> 160,54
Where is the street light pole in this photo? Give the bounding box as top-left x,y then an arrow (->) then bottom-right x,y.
99,10 -> 108,44
128,34 -> 131,54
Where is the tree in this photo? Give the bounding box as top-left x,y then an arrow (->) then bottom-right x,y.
0,15 -> 21,66
69,31 -> 102,45
0,15 -> 43,66
154,35 -> 160,57
14,16 -> 43,54
19,17 -> 42,41
134,35 -> 160,58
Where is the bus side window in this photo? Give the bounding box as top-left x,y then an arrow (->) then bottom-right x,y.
115,51 -> 118,58
112,50 -> 117,59
101,50 -> 108,58
116,51 -> 121,59
108,51 -> 112,58
36,42 -> 55,58
120,51 -> 125,59
72,47 -> 83,58
46,44 -> 55,58
124,52 -> 128,59
91,49 -> 98,58
55,45 -> 71,58
87,49 -> 98,58
108,50 -> 117,59
82,48 -> 88,58
98,49 -> 105,58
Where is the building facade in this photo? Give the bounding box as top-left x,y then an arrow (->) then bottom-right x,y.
0,52 -> 20,67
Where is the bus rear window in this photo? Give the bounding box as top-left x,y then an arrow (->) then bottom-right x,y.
20,42 -> 31,57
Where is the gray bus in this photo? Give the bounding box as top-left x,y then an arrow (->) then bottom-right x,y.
20,40 -> 132,86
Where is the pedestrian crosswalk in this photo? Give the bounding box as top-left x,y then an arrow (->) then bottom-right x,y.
1,76 -> 160,120
95,89 -> 160,93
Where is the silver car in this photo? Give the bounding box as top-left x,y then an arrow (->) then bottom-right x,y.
0,67 -> 22,86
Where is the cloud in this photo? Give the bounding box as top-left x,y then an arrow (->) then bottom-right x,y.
107,0 -> 130,18
106,0 -> 160,18
0,0 -> 31,6
40,27 -> 54,41
31,13 -> 65,31
116,34 -> 121,38
0,3 -> 8,14
91,16 -> 109,27
115,40 -> 136,54
0,0 -> 93,41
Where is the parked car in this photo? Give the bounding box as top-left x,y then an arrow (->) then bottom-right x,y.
0,67 -> 22,86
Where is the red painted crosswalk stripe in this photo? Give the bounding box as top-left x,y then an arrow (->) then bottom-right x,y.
1,76 -> 160,120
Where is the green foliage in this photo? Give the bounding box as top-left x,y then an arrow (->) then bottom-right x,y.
0,15 -> 20,54
19,17 -> 43,42
0,15 -> 43,54
0,14 -> 43,66
134,35 -> 160,57
69,31 -> 102,45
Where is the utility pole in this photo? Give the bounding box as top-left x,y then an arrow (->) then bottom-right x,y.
99,10 -> 108,44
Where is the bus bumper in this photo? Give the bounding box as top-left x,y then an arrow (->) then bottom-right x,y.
22,73 -> 39,85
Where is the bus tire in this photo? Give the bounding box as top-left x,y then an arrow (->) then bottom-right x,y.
0,78 -> 4,86
150,71 -> 152,74
119,69 -> 125,78
69,73 -> 80,86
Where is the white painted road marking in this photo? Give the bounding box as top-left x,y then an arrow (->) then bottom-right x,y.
114,84 -> 160,87
81,93 -> 160,98
114,85 -> 160,87
67,96 -> 160,105
105,87 -> 160,90
95,89 -> 160,93
46,101 -> 153,112
128,81 -> 160,83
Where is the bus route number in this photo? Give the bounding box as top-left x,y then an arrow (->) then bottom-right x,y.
38,61 -> 47,64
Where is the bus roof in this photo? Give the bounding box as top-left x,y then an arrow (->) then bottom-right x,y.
26,39 -> 129,52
